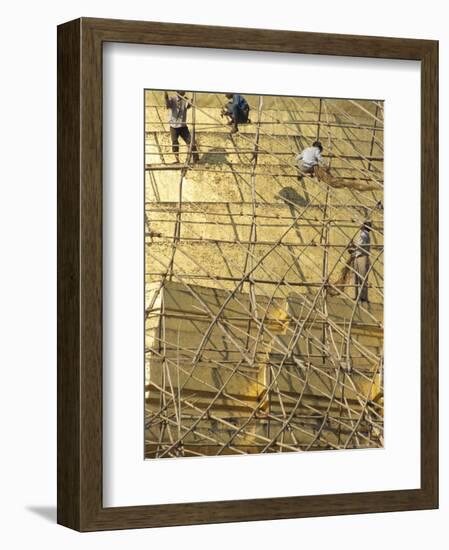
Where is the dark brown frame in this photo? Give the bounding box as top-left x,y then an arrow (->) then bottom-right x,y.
57,17 -> 438,532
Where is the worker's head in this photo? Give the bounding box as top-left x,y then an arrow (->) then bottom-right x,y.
176,90 -> 186,97
362,220 -> 373,232
313,140 -> 323,152
225,93 -> 234,99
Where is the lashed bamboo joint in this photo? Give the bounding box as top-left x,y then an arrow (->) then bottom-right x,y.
144,91 -> 384,458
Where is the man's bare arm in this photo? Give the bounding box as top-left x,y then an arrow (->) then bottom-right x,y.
164,91 -> 171,109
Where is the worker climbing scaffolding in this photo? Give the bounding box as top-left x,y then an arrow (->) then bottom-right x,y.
164,90 -> 200,164
351,220 -> 372,303
329,220 -> 373,303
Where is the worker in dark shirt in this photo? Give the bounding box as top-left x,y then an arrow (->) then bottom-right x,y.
221,93 -> 250,134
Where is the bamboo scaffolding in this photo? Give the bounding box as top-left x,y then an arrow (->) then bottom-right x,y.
144,91 -> 384,457
147,93 -> 384,192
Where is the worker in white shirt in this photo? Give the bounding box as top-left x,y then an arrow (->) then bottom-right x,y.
296,141 -> 325,177
164,91 -> 200,164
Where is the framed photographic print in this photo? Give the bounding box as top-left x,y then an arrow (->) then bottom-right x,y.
57,17 -> 438,531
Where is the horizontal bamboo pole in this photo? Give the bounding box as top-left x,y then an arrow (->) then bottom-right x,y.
145,145 -> 383,162
145,119 -> 383,131
145,235 -> 384,249
145,201 -> 382,211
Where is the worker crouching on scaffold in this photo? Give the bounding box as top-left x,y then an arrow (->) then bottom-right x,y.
164,91 -> 200,164
296,140 -> 327,179
221,93 -> 250,134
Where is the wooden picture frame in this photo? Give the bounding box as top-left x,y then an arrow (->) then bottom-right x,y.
57,17 -> 438,531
